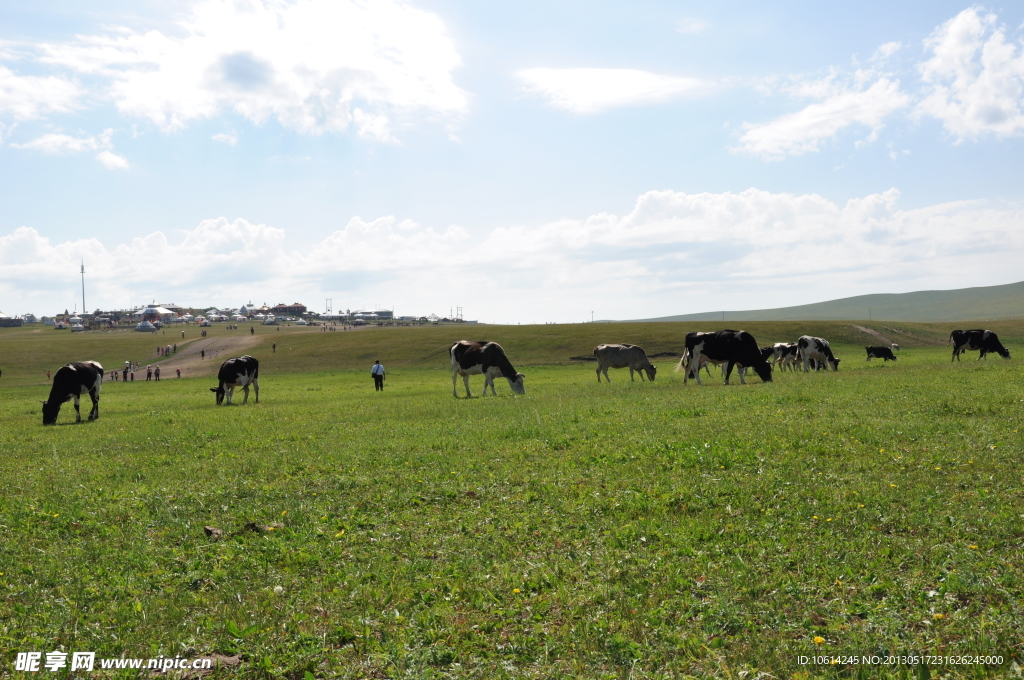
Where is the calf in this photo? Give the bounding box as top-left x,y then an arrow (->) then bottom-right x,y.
681,330 -> 772,385
771,343 -> 800,371
42,361 -> 104,425
866,346 -> 897,362
891,343 -> 900,351
593,343 -> 656,382
451,341 -> 525,397
210,355 -> 260,405
797,336 -> 840,372
947,329 -> 1011,362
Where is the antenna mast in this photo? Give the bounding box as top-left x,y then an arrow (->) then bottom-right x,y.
80,260 -> 86,316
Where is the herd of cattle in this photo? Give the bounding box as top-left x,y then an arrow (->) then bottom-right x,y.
31,329 -> 1013,423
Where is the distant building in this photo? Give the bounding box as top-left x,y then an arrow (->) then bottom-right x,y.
272,302 -> 307,316
353,309 -> 393,320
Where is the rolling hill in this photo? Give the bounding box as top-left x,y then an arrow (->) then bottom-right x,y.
627,280 -> 1024,323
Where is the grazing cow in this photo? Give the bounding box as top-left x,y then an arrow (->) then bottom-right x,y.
770,343 -> 800,371
451,340 -> 525,397
210,355 -> 260,405
947,329 -> 1011,362
42,361 -> 104,425
681,330 -> 772,385
866,346 -> 897,362
593,344 -> 656,382
797,336 -> 840,372
675,348 -> 713,380
891,343 -> 900,351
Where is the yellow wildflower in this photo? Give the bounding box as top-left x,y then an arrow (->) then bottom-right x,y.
813,636 -> 825,644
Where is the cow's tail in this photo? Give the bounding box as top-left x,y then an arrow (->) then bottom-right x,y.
945,333 -> 954,347
674,351 -> 689,373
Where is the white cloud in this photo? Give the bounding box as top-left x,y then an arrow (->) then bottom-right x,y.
737,74 -> 910,158
12,128 -> 111,153
516,67 -> 705,114
11,127 -> 129,170
871,41 -> 902,62
676,18 -> 708,34
917,8 -> 1024,139
212,132 -> 237,146
95,149 -> 130,170
35,0 -> 467,140
0,65 -> 81,120
3,189 -> 1022,320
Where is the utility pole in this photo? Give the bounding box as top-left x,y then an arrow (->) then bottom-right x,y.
80,259 -> 86,316
869,307 -> 872,321
591,310 -> 594,323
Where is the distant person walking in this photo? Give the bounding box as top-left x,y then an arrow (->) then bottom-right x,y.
122,367 -> 128,382
47,370 -> 51,380
176,368 -> 181,379
201,349 -> 205,360
250,326 -> 254,335
181,330 -> 185,339
272,342 -> 276,353
371,360 -> 386,391
154,365 -> 161,381
146,365 -> 153,381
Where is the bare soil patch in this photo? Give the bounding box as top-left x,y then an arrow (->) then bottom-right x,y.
849,324 -> 893,346
154,333 -> 262,379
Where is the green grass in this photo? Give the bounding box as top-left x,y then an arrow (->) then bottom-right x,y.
1,327 -> 1023,678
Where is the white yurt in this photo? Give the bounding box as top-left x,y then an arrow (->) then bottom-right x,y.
134,320 -> 157,332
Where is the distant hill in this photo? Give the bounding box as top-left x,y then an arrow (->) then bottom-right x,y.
626,280 -> 1024,323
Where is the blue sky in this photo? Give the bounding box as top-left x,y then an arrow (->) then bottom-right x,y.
1,1 -> 1023,322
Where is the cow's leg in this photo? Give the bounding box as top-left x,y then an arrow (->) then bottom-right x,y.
241,384 -> 250,404
596,365 -> 602,382
738,365 -> 747,385
226,386 -> 234,405
629,367 -> 635,382
88,389 -> 100,420
688,355 -> 702,385
978,350 -> 986,361
253,378 -> 259,403
463,373 -> 472,398
723,361 -> 734,385
452,370 -> 460,397
73,394 -> 82,422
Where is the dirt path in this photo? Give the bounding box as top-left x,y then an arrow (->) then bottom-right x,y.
850,324 -> 893,346
154,334 -> 262,379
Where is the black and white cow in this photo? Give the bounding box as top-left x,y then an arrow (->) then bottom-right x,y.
866,346 -> 897,362
891,343 -> 900,351
675,348 -> 714,380
210,355 -> 260,405
450,340 -> 525,397
947,329 -> 1011,362
797,336 -> 840,372
771,343 -> 800,371
680,330 -> 772,385
42,361 -> 104,425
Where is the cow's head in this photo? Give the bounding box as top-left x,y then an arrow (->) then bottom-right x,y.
830,358 -> 841,371
210,385 -> 226,404
998,347 -> 1011,359
507,373 -> 526,395
753,363 -> 773,383
645,365 -> 657,381
41,400 -> 61,425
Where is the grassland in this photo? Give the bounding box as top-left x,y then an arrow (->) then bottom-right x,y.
635,279 -> 1024,323
1,322 -> 1023,678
